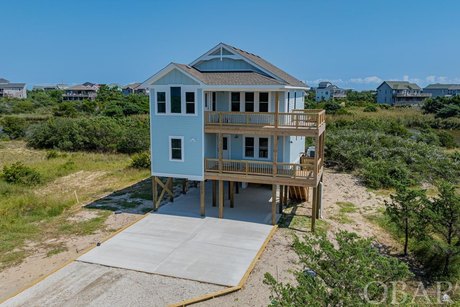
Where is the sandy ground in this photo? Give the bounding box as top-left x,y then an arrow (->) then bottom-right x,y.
0,212 -> 141,302
1,169 -> 398,305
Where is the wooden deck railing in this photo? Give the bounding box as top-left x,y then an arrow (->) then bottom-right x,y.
205,158 -> 318,180
205,109 -> 325,129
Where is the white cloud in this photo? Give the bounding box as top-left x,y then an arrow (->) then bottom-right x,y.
348,76 -> 382,84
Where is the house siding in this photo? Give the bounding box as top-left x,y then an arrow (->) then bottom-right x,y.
149,88 -> 204,180
194,58 -> 263,73
377,83 -> 393,104
153,68 -> 200,86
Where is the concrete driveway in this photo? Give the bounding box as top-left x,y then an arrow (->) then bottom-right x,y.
78,182 -> 276,286
3,182 -> 277,306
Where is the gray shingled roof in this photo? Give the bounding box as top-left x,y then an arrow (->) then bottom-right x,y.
175,64 -> 285,86
220,43 -> 307,87
123,82 -> 142,90
0,78 -> 10,84
424,83 -> 460,90
383,81 -> 421,90
0,83 -> 25,89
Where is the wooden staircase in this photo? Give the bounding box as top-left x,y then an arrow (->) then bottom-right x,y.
289,186 -> 309,202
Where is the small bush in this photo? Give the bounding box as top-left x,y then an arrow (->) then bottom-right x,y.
1,116 -> 27,139
46,150 -> 60,159
437,131 -> 457,148
130,152 -> 151,169
2,162 -> 42,185
363,105 -> 378,112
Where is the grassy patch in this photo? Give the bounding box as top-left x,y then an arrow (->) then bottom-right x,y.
331,202 -> 357,224
58,211 -> 111,236
0,140 -> 149,268
46,245 -> 68,257
288,214 -> 329,237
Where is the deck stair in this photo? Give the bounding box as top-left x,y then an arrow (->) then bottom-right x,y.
289,186 -> 309,202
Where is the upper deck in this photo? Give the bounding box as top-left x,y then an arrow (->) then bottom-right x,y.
204,109 -> 326,136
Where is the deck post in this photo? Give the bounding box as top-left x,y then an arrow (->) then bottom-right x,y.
212,180 -> 216,207
219,180 -> 224,218
151,176 -> 158,211
279,185 -> 284,214
311,186 -> 317,232
168,177 -> 174,202
230,181 -> 234,208
182,179 -> 187,194
235,182 -> 239,194
274,92 -> 279,128
200,180 -> 205,217
227,181 -> 231,200
218,133 -> 223,173
284,185 -> 289,205
273,135 -> 278,176
272,184 -> 277,225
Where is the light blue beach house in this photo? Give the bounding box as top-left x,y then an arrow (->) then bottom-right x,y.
141,43 -> 325,226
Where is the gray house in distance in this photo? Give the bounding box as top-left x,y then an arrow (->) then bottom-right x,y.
377,81 -> 431,105
423,84 -> 460,98
0,78 -> 27,99
122,83 -> 148,95
315,81 -> 346,102
62,82 -> 99,101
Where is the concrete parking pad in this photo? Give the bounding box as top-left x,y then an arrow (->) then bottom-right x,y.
78,183 -> 276,286
3,262 -> 225,307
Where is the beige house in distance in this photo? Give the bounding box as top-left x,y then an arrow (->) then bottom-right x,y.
0,78 -> 27,99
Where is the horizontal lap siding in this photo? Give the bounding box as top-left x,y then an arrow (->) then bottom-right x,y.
150,69 -> 204,179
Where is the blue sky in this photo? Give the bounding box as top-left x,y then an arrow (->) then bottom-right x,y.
1,0 -> 459,90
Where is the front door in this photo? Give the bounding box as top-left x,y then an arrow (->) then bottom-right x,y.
222,135 -> 230,159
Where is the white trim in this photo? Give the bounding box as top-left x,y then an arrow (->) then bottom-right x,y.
243,135 -> 271,160
152,172 -> 203,181
189,43 -> 286,84
169,136 -> 184,162
227,91 -> 271,112
140,63 -> 204,88
153,85 -> 198,116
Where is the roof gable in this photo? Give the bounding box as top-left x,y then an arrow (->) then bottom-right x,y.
190,43 -> 307,88
378,81 -> 421,90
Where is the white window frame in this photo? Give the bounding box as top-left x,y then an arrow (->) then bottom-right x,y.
156,91 -> 167,114
243,136 -> 271,160
153,85 -> 198,116
185,90 -> 196,114
227,92 -> 271,112
169,136 -> 184,162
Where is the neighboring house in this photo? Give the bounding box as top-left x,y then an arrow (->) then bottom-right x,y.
122,83 -> 148,95
376,81 -> 431,105
33,84 -> 68,91
315,81 -> 346,101
423,84 -> 460,98
0,78 -> 27,99
62,83 -> 99,101
141,43 -> 325,226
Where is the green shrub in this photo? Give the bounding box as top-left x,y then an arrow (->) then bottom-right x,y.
360,159 -> 413,189
1,116 -> 27,139
437,131 -> 457,148
264,231 -> 411,306
27,116 -> 149,153
45,150 -> 60,159
130,152 -> 151,169
2,162 -> 42,185
363,105 -> 378,112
